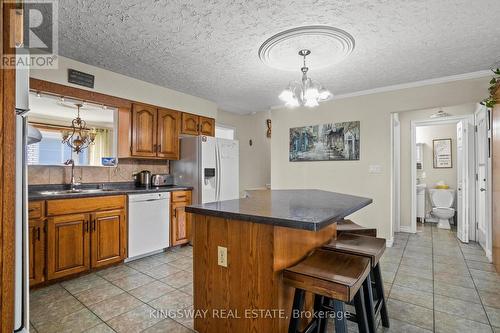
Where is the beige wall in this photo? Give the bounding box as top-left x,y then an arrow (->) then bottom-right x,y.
417,124 -> 457,190
28,159 -> 169,185
30,56 -> 218,118
217,110 -> 271,196
399,103 -> 475,228
271,77 -> 489,240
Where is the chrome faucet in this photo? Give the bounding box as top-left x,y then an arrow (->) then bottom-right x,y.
64,159 -> 81,191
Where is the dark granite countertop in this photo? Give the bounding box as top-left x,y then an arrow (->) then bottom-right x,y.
186,189 -> 372,231
28,182 -> 193,200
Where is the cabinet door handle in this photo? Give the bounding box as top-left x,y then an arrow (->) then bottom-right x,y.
92,219 -> 96,232
158,144 -> 161,152
36,227 -> 41,241
173,207 -> 177,218
85,220 -> 89,233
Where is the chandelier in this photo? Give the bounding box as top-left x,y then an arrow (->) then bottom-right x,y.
278,49 -> 332,108
61,103 -> 96,154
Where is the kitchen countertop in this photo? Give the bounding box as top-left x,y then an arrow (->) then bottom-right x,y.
186,189 -> 372,231
28,182 -> 193,200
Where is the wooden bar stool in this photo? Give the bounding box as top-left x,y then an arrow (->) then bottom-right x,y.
322,233 -> 389,332
284,249 -> 372,333
336,219 -> 377,237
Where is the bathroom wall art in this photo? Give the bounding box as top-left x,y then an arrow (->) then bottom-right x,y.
433,138 -> 452,168
289,121 -> 360,161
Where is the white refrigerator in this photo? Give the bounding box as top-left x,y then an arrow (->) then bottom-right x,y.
173,136 -> 239,204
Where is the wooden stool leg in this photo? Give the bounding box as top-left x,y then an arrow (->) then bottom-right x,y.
332,300 -> 347,333
313,295 -> 326,333
289,288 -> 306,333
353,287 -> 369,333
373,263 -> 390,328
363,273 -> 376,333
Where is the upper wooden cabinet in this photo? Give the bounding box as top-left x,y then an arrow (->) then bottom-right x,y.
157,108 -> 181,159
181,113 -> 200,135
181,113 -> 215,137
199,116 -> 215,136
131,104 -> 158,157
130,103 -> 181,159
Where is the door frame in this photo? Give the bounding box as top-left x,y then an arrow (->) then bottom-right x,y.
410,114 -> 475,234
474,105 -> 493,260
390,113 -> 401,236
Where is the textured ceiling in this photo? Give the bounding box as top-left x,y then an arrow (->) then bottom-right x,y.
56,0 -> 500,114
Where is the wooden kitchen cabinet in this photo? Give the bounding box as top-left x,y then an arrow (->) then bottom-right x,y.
47,213 -> 90,280
29,219 -> 45,286
157,108 -> 181,159
33,195 -> 129,283
199,116 -> 215,136
181,113 -> 200,135
131,103 -> 181,159
181,113 -> 215,137
131,103 -> 158,157
171,190 -> 192,246
91,209 -> 127,268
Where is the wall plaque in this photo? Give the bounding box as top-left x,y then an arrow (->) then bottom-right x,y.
68,69 -> 95,88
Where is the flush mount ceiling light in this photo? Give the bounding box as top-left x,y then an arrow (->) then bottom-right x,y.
430,108 -> 451,118
259,26 -> 354,108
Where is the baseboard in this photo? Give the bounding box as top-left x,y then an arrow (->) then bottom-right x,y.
385,238 -> 394,248
486,248 -> 493,263
399,226 -> 414,233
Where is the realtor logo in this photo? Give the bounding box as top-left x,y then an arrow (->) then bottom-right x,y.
3,0 -> 58,68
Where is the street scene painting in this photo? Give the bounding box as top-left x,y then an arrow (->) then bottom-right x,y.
289,121 -> 360,161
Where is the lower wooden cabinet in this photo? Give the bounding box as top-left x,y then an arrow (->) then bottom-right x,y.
91,210 -> 127,268
47,213 -> 90,280
31,195 -> 128,286
171,191 -> 192,246
29,219 -> 45,286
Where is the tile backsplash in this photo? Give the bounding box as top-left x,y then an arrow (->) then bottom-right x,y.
28,159 -> 170,185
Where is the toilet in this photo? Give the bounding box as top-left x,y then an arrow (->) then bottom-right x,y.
428,189 -> 455,229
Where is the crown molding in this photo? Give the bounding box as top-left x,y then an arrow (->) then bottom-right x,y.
269,70 -> 492,111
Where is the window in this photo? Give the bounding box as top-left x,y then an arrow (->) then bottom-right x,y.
27,129 -> 89,165
215,124 -> 235,140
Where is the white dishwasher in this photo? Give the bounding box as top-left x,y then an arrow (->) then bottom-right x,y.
128,192 -> 170,260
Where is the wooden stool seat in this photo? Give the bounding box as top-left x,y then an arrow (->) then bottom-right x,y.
284,249 -> 371,302
336,219 -> 377,237
323,233 -> 386,267
284,250 -> 372,333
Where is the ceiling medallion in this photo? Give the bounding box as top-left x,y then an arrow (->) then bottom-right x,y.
258,25 -> 355,71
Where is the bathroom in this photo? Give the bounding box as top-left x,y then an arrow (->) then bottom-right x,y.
415,123 -> 458,230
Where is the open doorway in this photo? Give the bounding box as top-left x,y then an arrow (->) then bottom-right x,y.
391,104 -> 493,259
410,115 -> 475,242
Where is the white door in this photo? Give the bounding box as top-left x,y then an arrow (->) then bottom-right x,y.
475,106 -> 490,252
216,138 -> 239,201
200,136 -> 217,203
456,120 -> 469,242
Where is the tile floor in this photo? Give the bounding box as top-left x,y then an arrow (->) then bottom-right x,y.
378,223 -> 500,333
29,224 -> 500,333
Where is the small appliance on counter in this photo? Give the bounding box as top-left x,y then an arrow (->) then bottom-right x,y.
151,173 -> 175,187
133,170 -> 152,186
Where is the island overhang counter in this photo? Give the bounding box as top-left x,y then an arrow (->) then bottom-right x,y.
186,189 -> 373,333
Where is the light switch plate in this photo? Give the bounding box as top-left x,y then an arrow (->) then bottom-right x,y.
368,165 -> 383,174
217,246 -> 228,267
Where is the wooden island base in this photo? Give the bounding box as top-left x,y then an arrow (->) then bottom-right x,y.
192,214 -> 337,333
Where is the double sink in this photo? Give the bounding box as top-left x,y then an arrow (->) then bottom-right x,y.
38,188 -> 117,195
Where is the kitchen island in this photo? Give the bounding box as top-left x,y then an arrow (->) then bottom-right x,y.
186,189 -> 372,333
